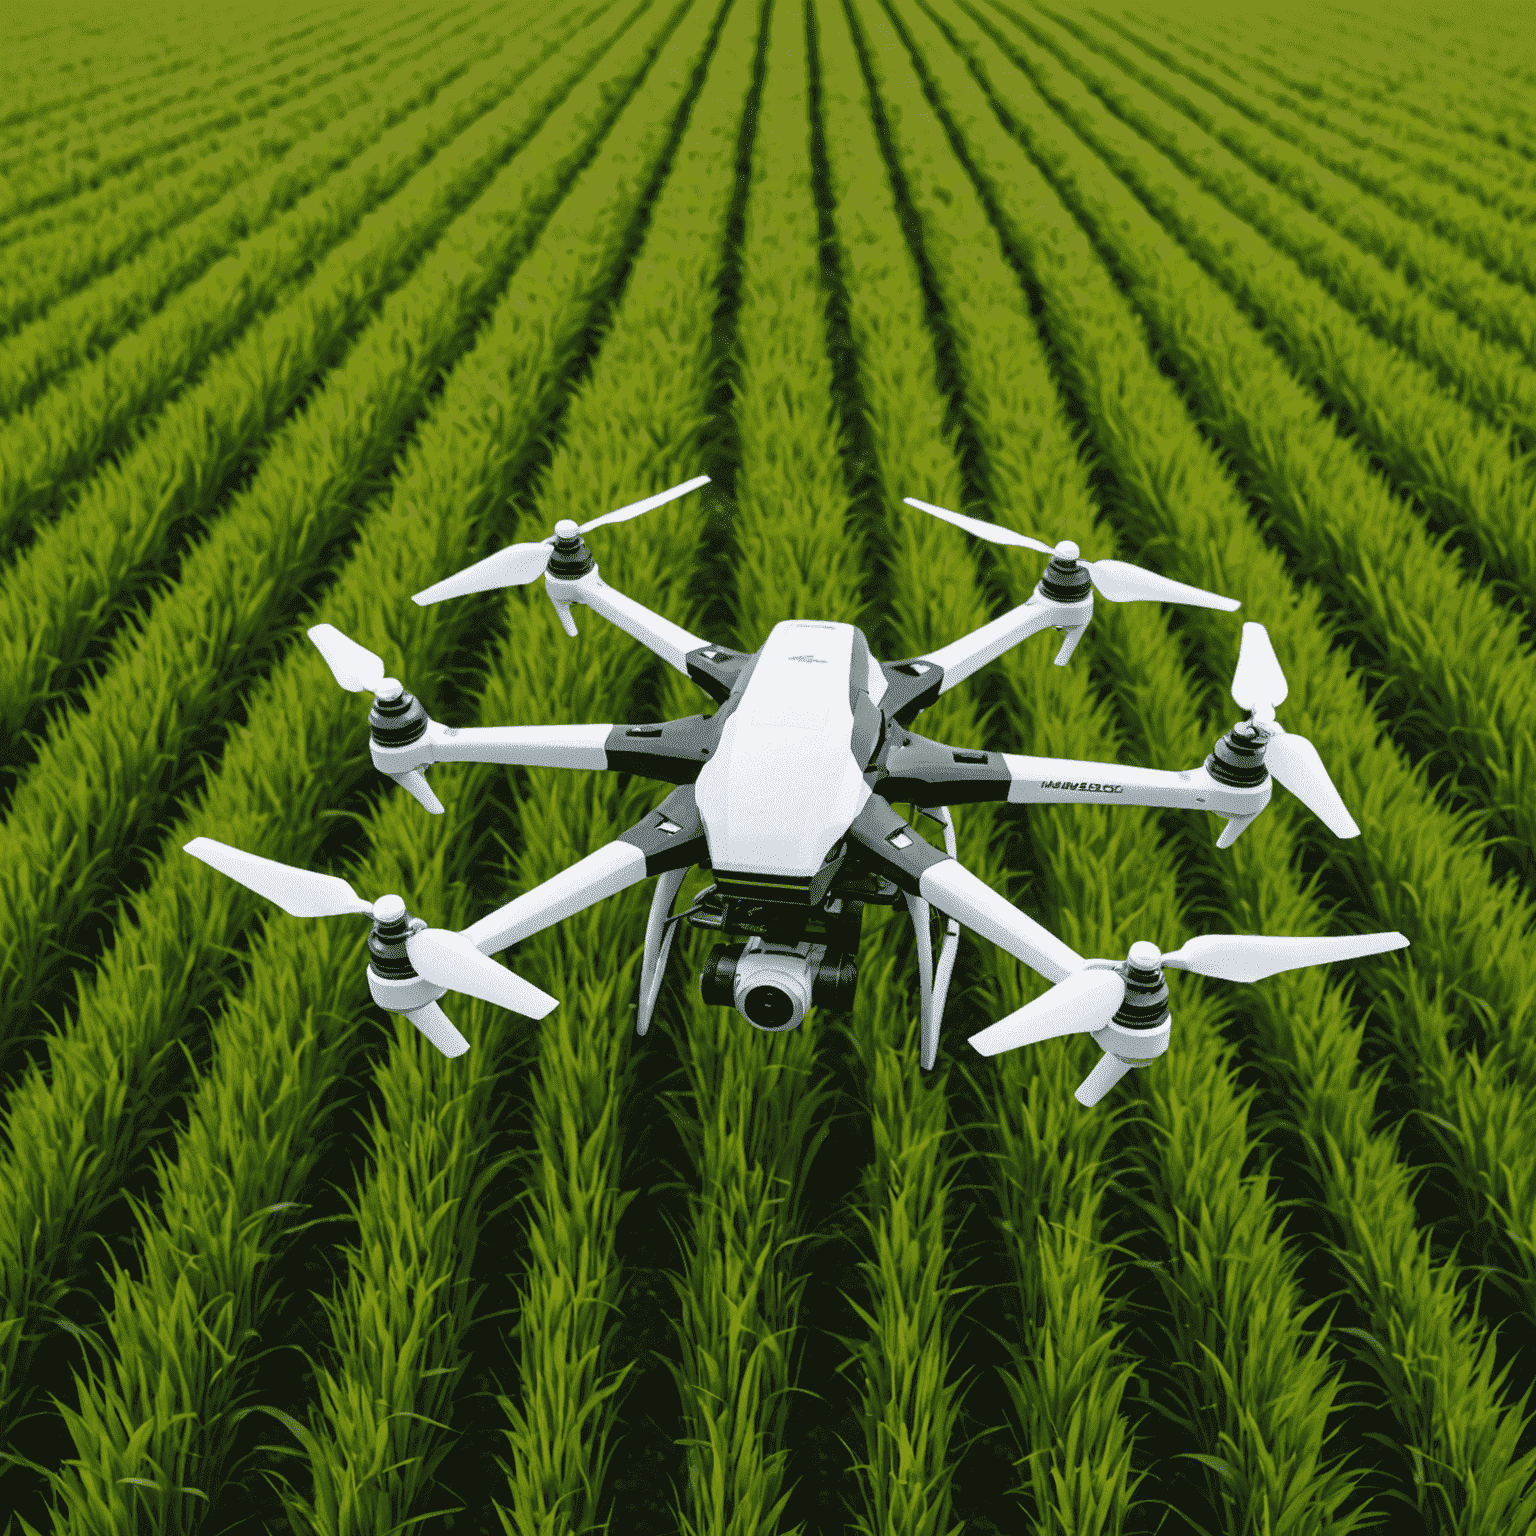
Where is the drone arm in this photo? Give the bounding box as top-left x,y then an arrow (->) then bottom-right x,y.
999,753 -> 1271,817
372,721 -> 614,775
462,784 -> 709,958
845,795 -> 1082,986
372,716 -> 721,784
880,737 -> 1271,819
915,591 -> 1091,694
881,734 -> 1274,852
546,567 -> 714,678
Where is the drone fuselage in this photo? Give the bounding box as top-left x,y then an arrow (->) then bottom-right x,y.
694,620 -> 882,899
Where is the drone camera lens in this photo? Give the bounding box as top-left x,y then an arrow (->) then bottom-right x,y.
743,984 -> 796,1030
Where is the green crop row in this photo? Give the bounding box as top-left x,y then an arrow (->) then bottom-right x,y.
868,7 -> 1384,1531
0,1 -> 472,335
1099,8 -> 1536,372
0,2 -> 529,504
1135,9 -> 1536,217
0,0 -> 673,1470
1044,6 -> 1536,423
0,4 -> 404,221
0,0 -> 620,777
1093,11 -> 1536,291
16,8 -> 729,1526
1247,3 -> 1536,156
920,3 -> 1536,1524
0,9 -> 504,421
957,1 -> 1536,917
0,2 -> 373,149
0,7 -> 334,151
1146,1 -> 1536,162
1003,3 -> 1536,614
0,7 -> 432,251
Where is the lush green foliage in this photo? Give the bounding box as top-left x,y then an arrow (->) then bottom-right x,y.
2,0 -> 1533,1531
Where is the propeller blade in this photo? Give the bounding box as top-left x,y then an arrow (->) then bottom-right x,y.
1231,622 -> 1288,711
406,928 -> 559,1019
1266,731 -> 1359,838
411,541 -> 554,606
1075,1051 -> 1134,1107
183,837 -> 377,919
404,999 -> 470,1058
968,968 -> 1127,1057
904,497 -> 1055,555
1160,930 -> 1409,983
308,624 -> 386,693
578,474 -> 711,534
1083,559 -> 1240,611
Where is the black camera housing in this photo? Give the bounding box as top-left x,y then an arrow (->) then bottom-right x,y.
699,941 -> 858,1015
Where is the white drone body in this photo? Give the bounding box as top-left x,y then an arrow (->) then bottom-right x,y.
184,479 -> 1408,1108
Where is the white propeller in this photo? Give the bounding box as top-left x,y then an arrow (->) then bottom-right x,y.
1231,623 -> 1358,838
904,498 -> 1241,611
308,623 -> 388,693
183,838 -> 558,1052
969,930 -> 1408,1104
306,624 -> 444,815
411,475 -> 711,607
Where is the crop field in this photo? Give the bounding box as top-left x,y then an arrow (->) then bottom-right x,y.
4,0 -> 1536,1530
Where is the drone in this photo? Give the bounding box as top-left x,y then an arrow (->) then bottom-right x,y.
185,477 -> 1408,1106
